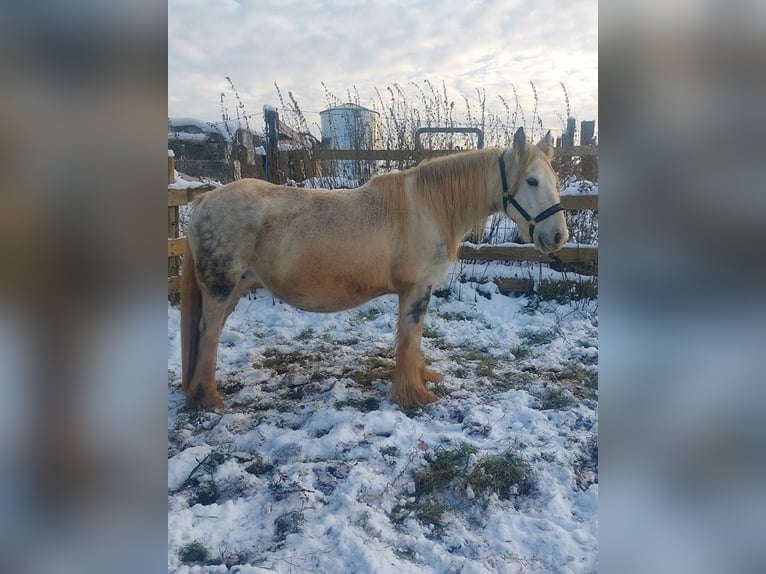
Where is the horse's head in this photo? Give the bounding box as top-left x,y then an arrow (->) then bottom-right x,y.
500,128 -> 569,253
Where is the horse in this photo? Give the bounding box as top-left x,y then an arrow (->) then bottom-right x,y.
180,127 -> 568,410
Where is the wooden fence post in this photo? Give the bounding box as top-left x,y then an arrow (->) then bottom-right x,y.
168,153 -> 181,303
579,120 -> 597,181
264,105 -> 280,183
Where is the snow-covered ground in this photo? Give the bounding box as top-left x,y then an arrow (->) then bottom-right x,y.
168,278 -> 597,573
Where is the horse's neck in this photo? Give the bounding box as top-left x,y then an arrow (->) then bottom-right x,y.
417,151 -> 497,254
446,153 -> 497,234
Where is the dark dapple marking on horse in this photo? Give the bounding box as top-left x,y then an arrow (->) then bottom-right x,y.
408,285 -> 432,325
193,213 -> 235,300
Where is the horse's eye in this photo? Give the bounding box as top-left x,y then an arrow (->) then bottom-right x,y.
526,177 -> 538,187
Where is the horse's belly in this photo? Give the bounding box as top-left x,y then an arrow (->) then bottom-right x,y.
260,272 -> 391,313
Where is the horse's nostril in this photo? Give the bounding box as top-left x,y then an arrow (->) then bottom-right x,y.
554,232 -> 562,244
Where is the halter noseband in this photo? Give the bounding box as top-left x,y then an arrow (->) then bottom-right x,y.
499,153 -> 564,241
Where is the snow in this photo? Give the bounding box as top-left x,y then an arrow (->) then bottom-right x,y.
168,171 -> 222,190
255,143 -> 307,156
168,131 -> 208,143
560,179 -> 598,197
168,279 -> 598,573
301,176 -> 360,189
168,117 -> 252,143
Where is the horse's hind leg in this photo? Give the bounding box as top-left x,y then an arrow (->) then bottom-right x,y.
187,272 -> 258,410
186,292 -> 228,409
391,284 -> 442,407
224,270 -> 258,320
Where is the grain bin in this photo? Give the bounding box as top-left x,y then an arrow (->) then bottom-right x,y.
320,103 -> 379,183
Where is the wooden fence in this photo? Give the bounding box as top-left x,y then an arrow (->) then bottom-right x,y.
273,145 -> 597,184
168,148 -> 598,301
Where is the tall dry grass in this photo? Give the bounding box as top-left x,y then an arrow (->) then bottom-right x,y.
270,80 -> 597,243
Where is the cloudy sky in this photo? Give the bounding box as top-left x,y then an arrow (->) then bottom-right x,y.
169,0 -> 597,137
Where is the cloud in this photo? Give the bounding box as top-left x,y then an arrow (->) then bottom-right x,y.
168,0 -> 597,131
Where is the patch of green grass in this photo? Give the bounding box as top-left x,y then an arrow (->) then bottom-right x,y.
335,336 -> 360,346
431,337 -> 454,351
284,387 -> 305,400
347,355 -> 394,387
179,542 -> 210,565
295,327 -> 315,341
250,400 -> 275,411
521,329 -> 556,347
468,450 -> 535,500
549,361 -> 598,401
439,310 -> 473,322
323,331 -> 361,346
452,346 -> 498,380
245,456 -> 274,475
393,498 -> 448,534
259,348 -> 321,375
391,444 -> 536,533
275,401 -> 293,412
559,362 -> 598,389
173,409 -> 204,429
393,544 -> 420,562
453,346 -> 488,366
380,446 -> 399,457
432,383 -> 451,397
475,357 -> 497,379
357,307 -> 383,320
175,450 -> 228,492
415,444 -> 477,496
491,370 -> 536,392
335,397 -> 381,412
574,436 -> 599,490
401,405 -> 424,419
274,510 -> 304,542
422,324 -> 441,339
510,344 -> 533,361
190,480 -> 220,506
390,494 -> 449,535
540,387 -> 575,410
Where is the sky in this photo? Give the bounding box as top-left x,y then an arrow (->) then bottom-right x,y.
168,0 -> 597,138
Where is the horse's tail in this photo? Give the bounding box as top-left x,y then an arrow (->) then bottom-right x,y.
181,238 -> 201,396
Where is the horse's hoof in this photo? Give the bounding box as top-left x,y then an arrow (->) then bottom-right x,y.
392,385 -> 438,408
200,392 -> 224,410
186,388 -> 224,411
423,368 -> 444,384
416,389 -> 438,406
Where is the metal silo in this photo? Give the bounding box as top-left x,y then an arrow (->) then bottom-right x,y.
319,103 -> 379,184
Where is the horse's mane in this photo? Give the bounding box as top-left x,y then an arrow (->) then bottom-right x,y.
369,148 -> 503,256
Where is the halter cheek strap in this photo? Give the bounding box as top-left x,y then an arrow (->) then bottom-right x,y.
499,153 -> 564,240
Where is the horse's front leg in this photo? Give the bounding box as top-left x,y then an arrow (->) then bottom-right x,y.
391,283 -> 443,407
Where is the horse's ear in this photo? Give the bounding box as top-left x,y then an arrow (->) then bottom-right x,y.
537,130 -> 554,158
513,127 -> 526,155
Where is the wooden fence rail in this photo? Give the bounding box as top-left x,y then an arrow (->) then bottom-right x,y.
278,145 -> 597,184
458,244 -> 598,263
168,150 -> 598,301
285,145 -> 597,162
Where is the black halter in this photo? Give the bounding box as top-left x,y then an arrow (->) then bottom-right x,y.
499,153 -> 564,241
